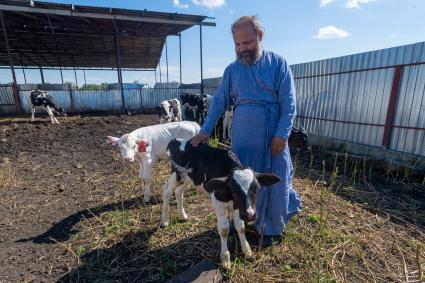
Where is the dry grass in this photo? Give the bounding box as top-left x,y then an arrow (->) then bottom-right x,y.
3,146 -> 423,282
0,158 -> 18,190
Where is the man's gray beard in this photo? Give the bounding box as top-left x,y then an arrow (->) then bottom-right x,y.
237,46 -> 262,65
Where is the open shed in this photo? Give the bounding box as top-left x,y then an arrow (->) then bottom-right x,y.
0,0 -> 215,112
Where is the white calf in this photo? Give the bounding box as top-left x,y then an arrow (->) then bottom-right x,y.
106,121 -> 200,204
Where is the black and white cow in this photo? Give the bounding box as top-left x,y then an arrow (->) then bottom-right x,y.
30,90 -> 66,124
202,94 -> 213,110
156,99 -> 182,124
180,93 -> 208,124
165,138 -> 280,269
289,127 -> 311,152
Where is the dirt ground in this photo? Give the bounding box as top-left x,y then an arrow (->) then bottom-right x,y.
0,114 -> 159,282
0,114 -> 424,283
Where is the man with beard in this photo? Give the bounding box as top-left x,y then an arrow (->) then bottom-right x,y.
191,16 -> 301,247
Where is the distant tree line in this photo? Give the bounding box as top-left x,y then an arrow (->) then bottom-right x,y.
79,83 -> 109,90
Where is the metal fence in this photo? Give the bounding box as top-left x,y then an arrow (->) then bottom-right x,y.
0,84 -> 16,115
292,41 -> 425,158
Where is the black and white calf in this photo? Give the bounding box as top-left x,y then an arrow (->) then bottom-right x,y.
165,138 -> 280,269
289,127 -> 311,152
30,90 -> 66,124
156,99 -> 182,124
202,94 -> 213,110
180,93 -> 208,124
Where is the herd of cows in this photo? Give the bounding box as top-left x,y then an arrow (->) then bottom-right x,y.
28,89 -> 311,268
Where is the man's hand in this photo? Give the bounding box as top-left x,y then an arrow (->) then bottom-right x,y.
271,136 -> 287,156
191,133 -> 210,147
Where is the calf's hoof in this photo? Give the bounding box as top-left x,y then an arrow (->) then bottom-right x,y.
244,251 -> 253,260
178,212 -> 189,221
221,261 -> 232,270
221,251 -> 231,270
143,196 -> 151,204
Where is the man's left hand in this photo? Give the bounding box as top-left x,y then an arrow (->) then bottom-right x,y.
271,137 -> 287,156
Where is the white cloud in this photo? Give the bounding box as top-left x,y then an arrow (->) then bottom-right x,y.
345,0 -> 376,8
173,0 -> 189,9
320,0 -> 336,7
314,25 -> 349,39
192,0 -> 225,9
320,0 -> 376,8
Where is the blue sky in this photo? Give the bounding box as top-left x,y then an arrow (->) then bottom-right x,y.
1,0 -> 424,86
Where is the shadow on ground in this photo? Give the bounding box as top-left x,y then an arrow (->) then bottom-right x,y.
16,197 -> 148,244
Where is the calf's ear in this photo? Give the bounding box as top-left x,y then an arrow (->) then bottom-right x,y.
254,173 -> 280,186
106,136 -> 119,146
204,177 -> 229,193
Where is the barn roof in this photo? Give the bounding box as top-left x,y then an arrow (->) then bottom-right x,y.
0,0 -> 215,69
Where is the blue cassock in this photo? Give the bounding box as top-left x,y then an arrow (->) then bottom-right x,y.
201,50 -> 302,235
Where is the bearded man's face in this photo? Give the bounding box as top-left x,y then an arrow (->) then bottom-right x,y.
233,25 -> 263,65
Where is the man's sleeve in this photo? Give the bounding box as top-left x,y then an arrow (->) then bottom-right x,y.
200,66 -> 232,135
274,59 -> 296,140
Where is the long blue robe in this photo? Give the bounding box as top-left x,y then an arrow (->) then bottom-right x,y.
201,50 -> 301,235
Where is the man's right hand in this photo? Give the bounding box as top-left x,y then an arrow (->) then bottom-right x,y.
191,133 -> 210,147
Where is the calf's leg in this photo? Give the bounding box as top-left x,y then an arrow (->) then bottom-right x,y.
161,172 -> 178,227
141,159 -> 153,203
211,195 -> 231,269
46,106 -> 59,124
30,106 -> 36,122
233,210 -> 253,258
175,179 -> 191,221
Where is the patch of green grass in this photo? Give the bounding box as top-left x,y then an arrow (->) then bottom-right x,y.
281,263 -> 292,273
232,257 -> 251,269
101,209 -> 132,237
307,214 -> 320,224
165,219 -> 193,234
75,245 -> 87,257
102,223 -> 119,236
320,272 -> 337,283
184,186 -> 198,198
208,137 -> 220,148
206,212 -> 216,222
